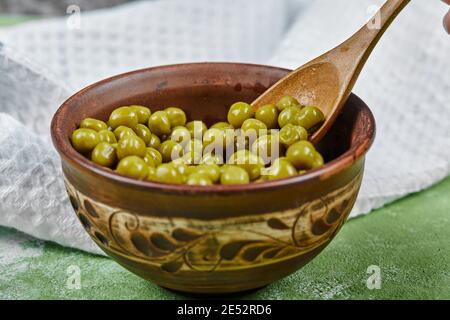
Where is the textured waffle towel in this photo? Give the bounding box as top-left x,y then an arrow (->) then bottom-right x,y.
0,0 -> 449,254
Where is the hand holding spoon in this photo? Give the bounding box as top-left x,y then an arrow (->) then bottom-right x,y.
251,0 -> 410,144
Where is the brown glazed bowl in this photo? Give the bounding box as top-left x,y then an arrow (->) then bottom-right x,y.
51,63 -> 375,294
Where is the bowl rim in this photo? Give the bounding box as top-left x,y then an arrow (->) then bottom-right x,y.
51,62 -> 376,194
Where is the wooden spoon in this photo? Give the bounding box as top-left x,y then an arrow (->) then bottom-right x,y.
251,0 -> 410,144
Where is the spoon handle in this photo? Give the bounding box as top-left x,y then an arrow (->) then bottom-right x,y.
328,0 -> 411,93
308,0 -> 410,144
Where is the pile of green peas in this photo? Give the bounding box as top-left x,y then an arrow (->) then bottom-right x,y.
71,95 -> 325,185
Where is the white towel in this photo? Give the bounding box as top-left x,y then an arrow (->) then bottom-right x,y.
0,0 -> 449,254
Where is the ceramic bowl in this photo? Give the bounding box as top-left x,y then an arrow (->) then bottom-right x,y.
51,63 -> 375,294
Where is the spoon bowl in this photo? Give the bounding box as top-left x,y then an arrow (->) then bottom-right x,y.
252,0 -> 410,144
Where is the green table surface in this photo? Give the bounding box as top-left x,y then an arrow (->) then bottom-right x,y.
0,15 -> 34,26
1,177 -> 449,300
1,16 -> 449,300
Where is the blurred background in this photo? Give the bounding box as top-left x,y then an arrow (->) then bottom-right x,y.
0,0 -> 131,15
0,0 -> 307,17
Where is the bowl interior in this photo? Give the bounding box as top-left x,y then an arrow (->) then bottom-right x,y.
52,63 -> 375,190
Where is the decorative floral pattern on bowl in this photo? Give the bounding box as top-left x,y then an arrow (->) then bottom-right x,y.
66,169 -> 361,276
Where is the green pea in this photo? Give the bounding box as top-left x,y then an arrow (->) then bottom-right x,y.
295,106 -> 325,132
211,122 -> 234,130
116,156 -> 149,179
228,150 -> 265,181
180,150 -> 202,165
159,134 -> 170,142
222,129 -> 238,151
203,128 -> 226,149
251,134 -> 284,165
220,165 -> 250,185
116,134 -> 147,160
267,129 -> 280,136
158,140 -> 184,163
186,120 -> 207,140
133,124 -> 152,146
71,128 -> 100,154
184,139 -> 203,154
201,153 -> 224,165
241,118 -> 267,137
278,106 -> 302,128
195,164 -> 221,183
130,105 -> 151,124
165,107 -> 187,127
80,118 -> 108,132
90,142 -> 117,168
185,165 -> 198,176
182,140 -> 203,165
154,164 -> 184,184
227,102 -> 254,128
186,173 -> 213,186
267,158 -> 297,180
148,111 -> 171,136
311,152 -> 324,169
279,124 -> 308,146
98,130 -> 117,144
146,166 -> 157,181
148,133 -> 161,149
108,106 -> 139,130
255,104 -> 279,129
170,161 -> 189,181
260,166 -> 271,178
145,147 -> 163,167
276,95 -> 300,112
232,131 -> 250,153
170,126 -> 191,145
286,141 -> 320,170
114,126 -> 136,140
143,154 -> 156,168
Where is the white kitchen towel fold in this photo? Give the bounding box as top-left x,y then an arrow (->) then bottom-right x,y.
269,0 -> 450,216
0,0 -> 449,254
0,0 -> 292,91
0,45 -> 101,253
